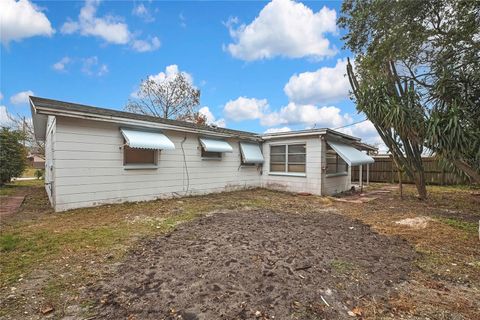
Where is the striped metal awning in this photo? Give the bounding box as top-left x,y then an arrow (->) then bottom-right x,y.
121,128 -> 175,150
199,138 -> 233,153
240,142 -> 264,164
327,141 -> 374,166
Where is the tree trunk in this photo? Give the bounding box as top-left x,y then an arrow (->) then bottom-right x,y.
414,171 -> 428,200
453,159 -> 480,184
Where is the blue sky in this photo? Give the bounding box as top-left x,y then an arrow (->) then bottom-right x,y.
0,0 -> 382,147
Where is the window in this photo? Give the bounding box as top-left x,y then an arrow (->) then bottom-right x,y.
201,148 -> 222,159
326,145 -> 347,174
240,142 -> 264,165
124,145 -> 157,166
270,144 -> 306,174
199,138 -> 232,160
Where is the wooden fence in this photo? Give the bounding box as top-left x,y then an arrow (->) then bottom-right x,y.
351,156 -> 470,185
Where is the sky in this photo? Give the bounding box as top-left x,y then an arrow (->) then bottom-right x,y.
0,0 -> 383,148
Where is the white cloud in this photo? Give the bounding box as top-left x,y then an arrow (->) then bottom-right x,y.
264,127 -> 291,134
61,0 -> 130,44
337,120 -> 386,152
52,56 -> 72,72
0,106 -> 14,127
131,36 -> 160,52
284,58 -> 351,104
132,3 -> 154,22
0,0 -> 54,45
81,56 -> 108,76
61,0 -> 160,52
148,65 -> 194,85
260,103 -> 351,128
224,97 -> 269,121
10,90 -> 34,105
131,65 -> 196,98
179,13 -> 187,28
225,0 -> 337,61
199,106 -> 226,128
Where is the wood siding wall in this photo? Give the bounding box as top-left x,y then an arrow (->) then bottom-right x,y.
53,117 -> 262,211
351,156 -> 470,185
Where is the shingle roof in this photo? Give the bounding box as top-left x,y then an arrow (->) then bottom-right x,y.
30,96 -> 260,139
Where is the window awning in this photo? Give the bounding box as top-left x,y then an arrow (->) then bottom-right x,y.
121,128 -> 175,150
327,141 -> 374,166
199,138 -> 233,153
240,142 -> 264,164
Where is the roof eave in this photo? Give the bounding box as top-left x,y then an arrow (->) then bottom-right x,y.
33,104 -> 262,141
30,97 -> 48,141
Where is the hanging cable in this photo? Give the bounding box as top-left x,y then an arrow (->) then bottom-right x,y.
180,136 -> 190,195
333,118 -> 368,130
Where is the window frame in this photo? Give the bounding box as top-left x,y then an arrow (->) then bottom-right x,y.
269,143 -> 306,176
123,141 -> 159,170
200,147 -> 222,160
325,145 -> 348,177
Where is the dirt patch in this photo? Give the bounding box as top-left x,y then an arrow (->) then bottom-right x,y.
395,217 -> 433,229
88,210 -> 416,319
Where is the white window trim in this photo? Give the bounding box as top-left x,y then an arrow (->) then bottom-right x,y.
326,172 -> 348,178
124,164 -> 159,170
269,142 -> 306,176
200,147 -> 223,160
268,172 -> 306,177
123,143 -> 159,170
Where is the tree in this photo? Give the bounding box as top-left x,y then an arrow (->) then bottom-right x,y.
8,115 -> 45,156
339,0 -> 480,184
126,72 -> 201,121
0,128 -> 27,185
347,59 -> 428,199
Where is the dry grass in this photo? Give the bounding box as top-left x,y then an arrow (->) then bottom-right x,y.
0,181 -> 479,319
333,183 -> 480,319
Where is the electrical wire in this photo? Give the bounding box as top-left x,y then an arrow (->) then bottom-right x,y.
180,136 -> 190,195
333,119 -> 368,130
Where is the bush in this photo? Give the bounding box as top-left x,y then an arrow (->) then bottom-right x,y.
34,169 -> 44,180
0,128 -> 27,185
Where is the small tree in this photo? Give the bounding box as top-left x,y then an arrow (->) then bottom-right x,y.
126,72 -> 201,120
0,128 -> 27,185
34,169 -> 44,180
8,115 -> 45,156
347,59 -> 428,199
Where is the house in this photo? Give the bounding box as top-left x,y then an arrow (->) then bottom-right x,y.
30,96 -> 375,212
27,154 -> 46,169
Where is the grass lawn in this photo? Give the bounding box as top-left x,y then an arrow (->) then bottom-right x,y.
0,181 -> 479,319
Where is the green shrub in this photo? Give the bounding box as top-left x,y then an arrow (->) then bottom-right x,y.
0,128 -> 27,185
34,169 -> 44,179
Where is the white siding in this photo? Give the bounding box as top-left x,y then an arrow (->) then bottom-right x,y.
52,117 -> 262,211
320,138 -> 351,195
261,137 -> 322,195
44,116 -> 56,204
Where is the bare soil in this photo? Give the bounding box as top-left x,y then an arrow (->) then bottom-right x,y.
88,209 -> 416,319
